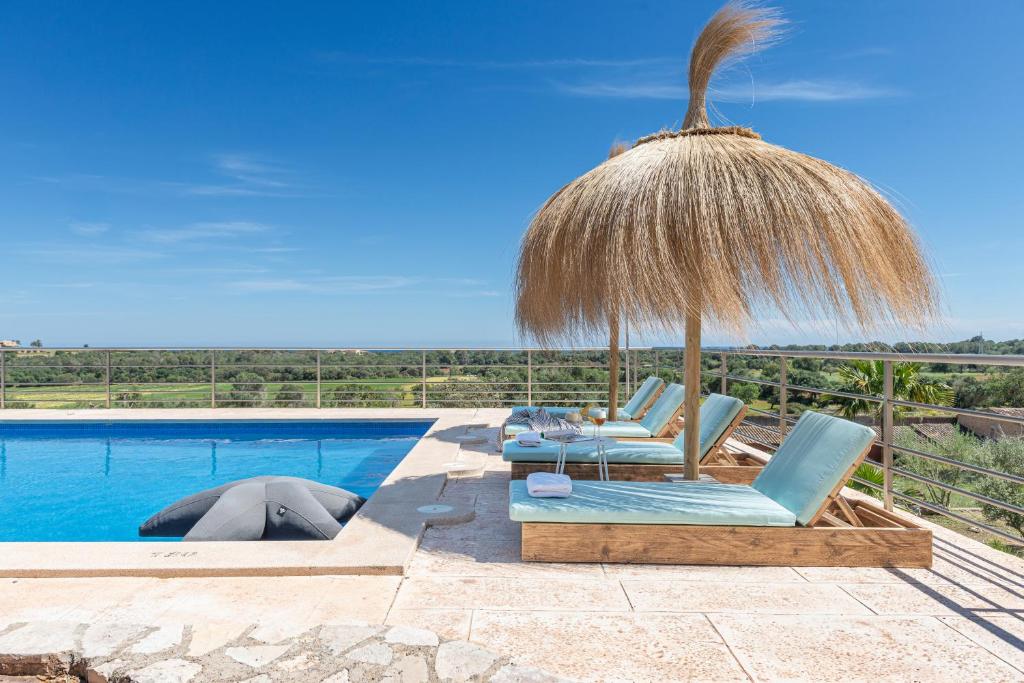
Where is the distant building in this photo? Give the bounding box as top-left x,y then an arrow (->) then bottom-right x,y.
0,340 -> 20,348
958,408 -> 1024,440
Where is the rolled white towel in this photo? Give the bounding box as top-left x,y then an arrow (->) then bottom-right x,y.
516,431 -> 542,447
526,472 -> 572,498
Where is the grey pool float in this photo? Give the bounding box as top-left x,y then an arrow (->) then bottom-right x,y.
139,476 -> 365,541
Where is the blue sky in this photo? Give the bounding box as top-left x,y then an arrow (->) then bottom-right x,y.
1,0 -> 1022,348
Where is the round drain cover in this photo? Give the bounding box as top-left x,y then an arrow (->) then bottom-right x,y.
417,504 -> 455,515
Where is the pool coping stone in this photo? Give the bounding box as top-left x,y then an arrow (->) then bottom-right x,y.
0,408 -> 499,578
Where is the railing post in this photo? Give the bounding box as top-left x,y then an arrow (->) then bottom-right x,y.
105,350 -> 111,409
527,350 -> 533,406
210,351 -> 216,408
421,351 -> 427,408
316,350 -> 322,409
778,356 -> 788,435
720,351 -> 728,395
882,359 -> 894,511
0,349 -> 5,410
624,346 -> 631,396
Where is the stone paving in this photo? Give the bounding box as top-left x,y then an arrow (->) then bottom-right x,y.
2,411 -> 1024,681
0,620 -> 566,682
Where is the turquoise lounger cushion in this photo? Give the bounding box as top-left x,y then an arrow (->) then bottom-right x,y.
508,406 -> 633,420
508,480 -> 796,526
504,420 -> 651,438
638,383 -> 685,435
690,393 -> 744,455
503,392 -> 742,464
508,375 -> 664,421
621,376 -> 664,417
503,439 -> 683,464
752,411 -> 875,526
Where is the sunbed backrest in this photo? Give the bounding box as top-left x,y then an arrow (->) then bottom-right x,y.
622,376 -> 665,416
638,383 -> 685,434
751,411 -> 874,526
671,393 -> 745,459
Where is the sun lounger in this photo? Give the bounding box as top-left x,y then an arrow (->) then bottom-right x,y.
509,411 -> 932,567
509,375 -> 665,421
504,393 -> 755,483
505,383 -> 686,440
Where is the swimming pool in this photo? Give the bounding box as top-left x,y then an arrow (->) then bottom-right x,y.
0,420 -> 433,542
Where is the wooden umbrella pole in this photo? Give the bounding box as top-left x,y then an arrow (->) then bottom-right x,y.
608,313 -> 620,421
683,309 -> 702,480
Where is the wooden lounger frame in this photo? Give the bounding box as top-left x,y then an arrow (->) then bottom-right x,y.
518,443 -> 933,567
510,405 -> 754,483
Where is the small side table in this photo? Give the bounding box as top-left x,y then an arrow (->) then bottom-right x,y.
544,435 -> 615,480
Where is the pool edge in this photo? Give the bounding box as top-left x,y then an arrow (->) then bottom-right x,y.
0,408 -> 483,577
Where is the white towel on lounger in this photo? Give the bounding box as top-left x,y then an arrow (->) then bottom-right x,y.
516,431 -> 542,447
526,472 -> 572,498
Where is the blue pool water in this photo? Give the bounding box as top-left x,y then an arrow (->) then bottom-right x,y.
0,420 -> 433,542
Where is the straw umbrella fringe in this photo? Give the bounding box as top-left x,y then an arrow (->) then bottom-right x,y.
515,1 -> 939,479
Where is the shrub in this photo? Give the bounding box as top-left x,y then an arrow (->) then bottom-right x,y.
848,462 -> 884,500
727,382 -> 759,404
953,376 -> 989,409
977,437 -> 1024,539
894,430 -> 984,509
224,372 -> 266,407
113,391 -> 144,408
273,384 -> 306,407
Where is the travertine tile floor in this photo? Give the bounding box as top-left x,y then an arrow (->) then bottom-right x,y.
2,416 -> 1024,681
396,437 -> 1024,682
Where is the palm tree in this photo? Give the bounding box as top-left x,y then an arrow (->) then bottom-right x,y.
835,360 -> 953,420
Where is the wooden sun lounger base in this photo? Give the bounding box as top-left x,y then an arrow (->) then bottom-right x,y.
520,498 -> 932,567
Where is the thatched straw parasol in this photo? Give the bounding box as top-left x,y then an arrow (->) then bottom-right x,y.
515,1 -> 938,479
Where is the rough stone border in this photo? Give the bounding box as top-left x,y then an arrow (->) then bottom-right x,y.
0,620 -> 568,682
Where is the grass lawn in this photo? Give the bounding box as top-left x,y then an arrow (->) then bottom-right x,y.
3,376 -> 472,408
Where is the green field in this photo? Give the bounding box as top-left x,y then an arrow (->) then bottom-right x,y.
4,376 -> 467,408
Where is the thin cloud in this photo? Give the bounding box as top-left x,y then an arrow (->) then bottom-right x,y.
69,221 -> 111,236
29,153 -> 306,199
228,275 -> 492,295
230,275 -> 416,293
39,282 -> 98,289
316,52 -> 676,70
186,153 -> 298,197
835,46 -> 894,59
719,79 -> 900,102
248,246 -> 302,254
555,81 -> 687,99
141,221 -> 272,244
555,78 -> 899,102
16,245 -> 163,264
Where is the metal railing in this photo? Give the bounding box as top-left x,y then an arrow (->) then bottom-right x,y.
1,345 -> 1023,545
0,347 -> 660,412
